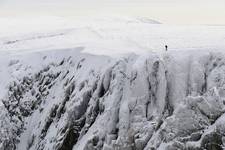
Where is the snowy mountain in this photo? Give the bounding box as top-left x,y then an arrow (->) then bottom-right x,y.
1,18 -> 225,150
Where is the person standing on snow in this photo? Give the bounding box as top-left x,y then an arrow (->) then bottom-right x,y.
165,45 -> 168,51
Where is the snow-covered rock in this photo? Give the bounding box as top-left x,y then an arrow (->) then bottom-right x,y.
0,48 -> 225,150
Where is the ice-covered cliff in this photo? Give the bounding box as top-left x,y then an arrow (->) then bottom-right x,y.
1,17 -> 225,150
1,48 -> 225,150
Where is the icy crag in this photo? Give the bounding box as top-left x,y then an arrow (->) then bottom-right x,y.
1,50 -> 225,150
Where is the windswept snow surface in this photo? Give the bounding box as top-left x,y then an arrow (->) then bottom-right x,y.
1,16 -> 225,56
1,17 -> 225,150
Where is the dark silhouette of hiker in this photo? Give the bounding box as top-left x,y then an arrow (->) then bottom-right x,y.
165,45 -> 168,51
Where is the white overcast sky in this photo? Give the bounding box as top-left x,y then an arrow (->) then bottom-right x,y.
0,0 -> 225,25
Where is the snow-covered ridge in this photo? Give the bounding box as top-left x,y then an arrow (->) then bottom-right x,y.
1,17 -> 225,150
1,48 -> 225,150
0,16 -> 160,38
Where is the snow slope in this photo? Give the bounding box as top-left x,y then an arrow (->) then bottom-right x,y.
1,17 -> 225,150
1,16 -> 225,56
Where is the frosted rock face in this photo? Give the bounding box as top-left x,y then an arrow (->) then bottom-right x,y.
1,51 -> 225,150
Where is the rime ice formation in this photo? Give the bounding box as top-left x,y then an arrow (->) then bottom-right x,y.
0,48 -> 225,150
